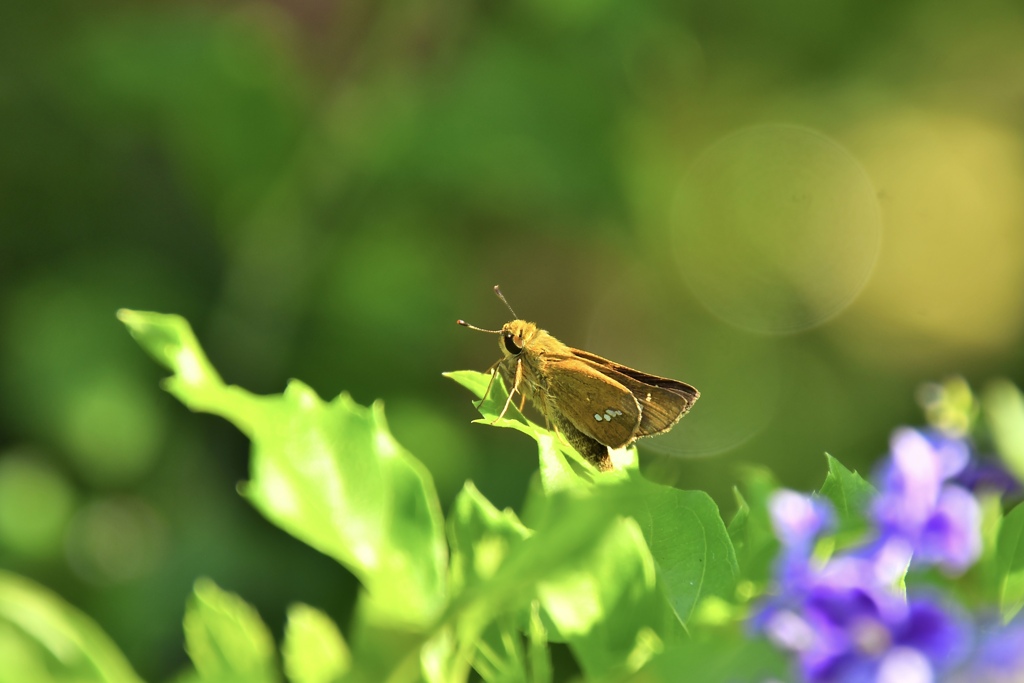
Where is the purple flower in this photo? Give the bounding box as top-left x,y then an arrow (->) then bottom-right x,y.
872,429 -> 982,574
751,428 -> 995,681
768,490 -> 835,588
951,615 -> 1024,682
755,493 -> 971,682
770,490 -> 835,552
953,459 -> 1020,499
759,560 -> 971,683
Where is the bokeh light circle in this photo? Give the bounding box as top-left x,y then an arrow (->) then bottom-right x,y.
584,270 -> 784,459
672,124 -> 882,334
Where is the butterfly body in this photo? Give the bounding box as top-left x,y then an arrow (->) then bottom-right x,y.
476,314 -> 700,471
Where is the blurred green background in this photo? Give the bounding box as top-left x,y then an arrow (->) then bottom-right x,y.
3,0 -> 1024,678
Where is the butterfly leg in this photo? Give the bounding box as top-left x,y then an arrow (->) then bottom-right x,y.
475,359 -> 502,408
549,419 -> 571,448
494,358 -> 522,421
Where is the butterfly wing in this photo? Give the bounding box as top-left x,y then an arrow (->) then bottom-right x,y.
544,358 -> 642,448
569,349 -> 699,438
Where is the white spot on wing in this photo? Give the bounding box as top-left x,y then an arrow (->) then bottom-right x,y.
594,413 -> 603,421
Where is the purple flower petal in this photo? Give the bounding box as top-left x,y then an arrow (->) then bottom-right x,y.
770,489 -> 835,552
877,647 -> 933,683
954,458 -> 1021,498
962,615 -> 1024,679
871,428 -> 983,574
896,596 -> 972,671
915,485 -> 982,574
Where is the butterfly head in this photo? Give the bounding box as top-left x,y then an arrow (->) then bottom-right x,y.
499,320 -> 539,358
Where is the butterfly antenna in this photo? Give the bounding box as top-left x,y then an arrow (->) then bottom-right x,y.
493,285 -> 518,318
456,319 -> 502,334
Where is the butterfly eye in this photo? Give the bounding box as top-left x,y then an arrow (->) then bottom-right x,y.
503,331 -> 524,355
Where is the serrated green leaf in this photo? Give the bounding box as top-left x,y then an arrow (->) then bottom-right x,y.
819,453 -> 875,533
282,604 -> 350,683
243,387 -> 447,629
0,570 -> 144,683
122,310 -> 448,629
983,379 -> 1024,483
118,310 -> 252,429
184,578 -> 277,683
996,502 -> 1024,622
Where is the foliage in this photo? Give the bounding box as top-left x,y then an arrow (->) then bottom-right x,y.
2,316 -> 1024,683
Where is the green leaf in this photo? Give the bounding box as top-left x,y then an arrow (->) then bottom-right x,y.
472,617 -> 528,683
448,481 -> 530,595
727,488 -> 750,551
449,482 -> 702,678
449,370 -> 739,627
243,387 -> 447,629
442,472 -> 733,680
446,484 -> 548,683
442,484 -> 628,649
640,628 -> 789,683
445,370 -> 600,486
444,369 -> 530,433
974,492 -> 1007,607
121,310 -> 448,629
536,516 -> 667,678
819,453 -> 875,534
118,310 -> 248,428
996,502 -> 1024,622
184,578 -> 277,683
282,604 -> 350,683
525,602 -> 551,683
420,627 -> 458,683
728,469 -> 779,585
623,478 -> 740,625
0,570 -> 143,683
983,379 -> 1024,483
536,432 -> 587,494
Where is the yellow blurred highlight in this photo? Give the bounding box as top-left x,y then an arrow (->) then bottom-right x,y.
833,111 -> 1024,368
585,267 -> 784,459
673,124 -> 882,335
